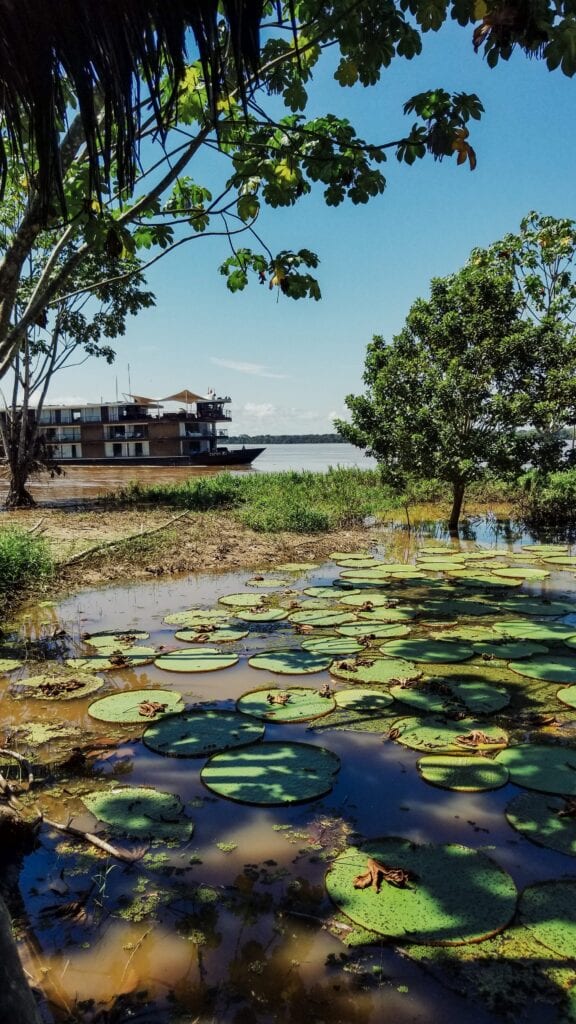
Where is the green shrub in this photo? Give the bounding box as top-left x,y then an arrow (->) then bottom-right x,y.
517,469 -> 576,524
0,528 -> 53,597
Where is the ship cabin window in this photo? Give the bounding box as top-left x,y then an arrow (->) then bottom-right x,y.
71,445 -> 77,458
135,442 -> 143,457
72,409 -> 82,422
112,443 -> 122,457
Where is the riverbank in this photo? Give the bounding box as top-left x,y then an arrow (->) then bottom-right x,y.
3,496 -> 515,598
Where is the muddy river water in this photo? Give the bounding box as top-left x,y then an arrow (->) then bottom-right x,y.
2,519 -> 576,1024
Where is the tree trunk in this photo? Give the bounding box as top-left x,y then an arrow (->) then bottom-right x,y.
4,466 -> 36,509
448,481 -> 465,534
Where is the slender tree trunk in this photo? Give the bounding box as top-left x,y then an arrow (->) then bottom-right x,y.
5,464 -> 36,509
448,480 -> 465,534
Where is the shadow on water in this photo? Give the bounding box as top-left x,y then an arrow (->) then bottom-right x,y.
3,516 -> 576,1023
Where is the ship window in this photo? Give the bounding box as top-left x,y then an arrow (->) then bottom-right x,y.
71,444 -> 77,458
72,409 -> 81,422
112,443 -> 122,457
135,442 -> 143,456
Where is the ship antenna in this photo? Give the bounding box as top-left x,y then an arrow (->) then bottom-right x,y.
128,363 -> 132,397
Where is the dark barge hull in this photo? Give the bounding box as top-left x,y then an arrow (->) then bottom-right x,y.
55,448 -> 266,468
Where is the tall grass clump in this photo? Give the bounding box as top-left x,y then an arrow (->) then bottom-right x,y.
0,527 -> 53,599
108,468 -> 400,532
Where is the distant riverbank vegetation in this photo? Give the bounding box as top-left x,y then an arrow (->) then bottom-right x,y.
227,434 -> 347,444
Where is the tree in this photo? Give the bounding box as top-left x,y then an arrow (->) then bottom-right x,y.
0,253 -> 154,507
3,1 -> 576,217
336,263 -> 574,530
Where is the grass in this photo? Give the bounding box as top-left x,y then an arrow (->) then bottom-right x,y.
0,527 -> 54,601
108,468 -> 401,533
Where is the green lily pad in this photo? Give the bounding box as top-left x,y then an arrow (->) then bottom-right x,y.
558,684 -> 576,708
389,683 -> 449,713
237,686 -> 336,722
380,639 -> 475,663
0,658 -> 22,672
542,555 -> 576,567
246,577 -> 289,587
334,688 -> 394,713
326,838 -> 517,945
563,636 -> 576,651
489,596 -> 576,617
336,557 -> 385,568
82,786 -> 193,842
495,744 -> 576,794
340,567 -> 398,580
331,656 -> 420,685
451,573 -> 521,589
235,607 -> 289,622
300,636 -> 363,656
275,562 -> 319,572
288,609 -> 358,627
416,561 -> 467,572
473,641 -> 549,660
303,587 -> 363,599
164,609 -> 230,626
143,708 -> 264,757
418,599 -> 501,618
490,566 -> 550,580
248,649 -> 333,674
523,544 -> 569,553
390,716 -> 508,752
154,647 -> 239,672
88,688 -> 184,723
174,626 -> 249,643
441,677 -> 510,713
336,622 -> 412,639
494,620 -> 576,642
506,791 -> 576,857
219,593 -> 264,608
508,654 -> 576,684
201,741 -> 340,805
16,672 -> 104,700
329,550 -> 370,561
519,881 -> 576,958
461,550 -> 501,560
67,647 -> 156,671
417,755 -> 509,792
358,607 -> 418,623
430,626 -> 499,642
339,592 -> 394,608
83,630 -> 150,649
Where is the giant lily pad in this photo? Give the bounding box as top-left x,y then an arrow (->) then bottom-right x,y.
82,786 -> 193,842
542,555 -> 576,567
334,688 -> 394,713
495,744 -> 576,794
331,657 -> 420,686
358,607 -> 418,623
248,649 -> 333,674
390,716 -> 508,752
237,686 -> 336,722
389,683 -> 449,714
417,599 -> 501,618
164,608 -> 230,626
490,566 -> 550,580
506,791 -> 576,857
490,596 -> 576,617
417,755 -> 509,792
429,626 -> 499,642
558,684 -> 576,709
336,557 -> 385,568
442,677 -> 510,714
339,592 -> 394,608
154,647 -> 239,672
303,587 -> 363,599
329,550 -> 370,561
473,640 -> 549,660
16,672 -> 104,700
508,654 -> 576,684
143,709 -> 264,757
336,622 -> 412,640
235,607 -> 289,622
325,838 -> 517,945
416,561 -> 467,573
494,621 -> 576,642
380,639 -> 475,663
83,630 -> 150,649
288,609 -> 357,627
88,688 -> 184,723
175,626 -> 249,643
201,741 -> 340,805
67,647 -> 156,671
300,636 -> 363,656
219,593 -> 264,608
519,881 -> 576,958
246,577 -> 289,587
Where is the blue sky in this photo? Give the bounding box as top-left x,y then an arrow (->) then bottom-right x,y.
49,21 -> 576,434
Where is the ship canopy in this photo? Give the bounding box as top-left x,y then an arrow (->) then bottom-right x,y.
161,390 -> 209,403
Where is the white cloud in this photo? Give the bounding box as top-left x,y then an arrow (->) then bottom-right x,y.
210,357 -> 288,379
243,402 -> 276,419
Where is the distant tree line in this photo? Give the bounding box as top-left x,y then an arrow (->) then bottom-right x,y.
228,434 -> 346,444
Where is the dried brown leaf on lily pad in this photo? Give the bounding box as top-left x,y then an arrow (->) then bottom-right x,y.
353,857 -> 416,891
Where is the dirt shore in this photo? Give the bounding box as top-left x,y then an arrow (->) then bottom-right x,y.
4,505 -> 400,596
